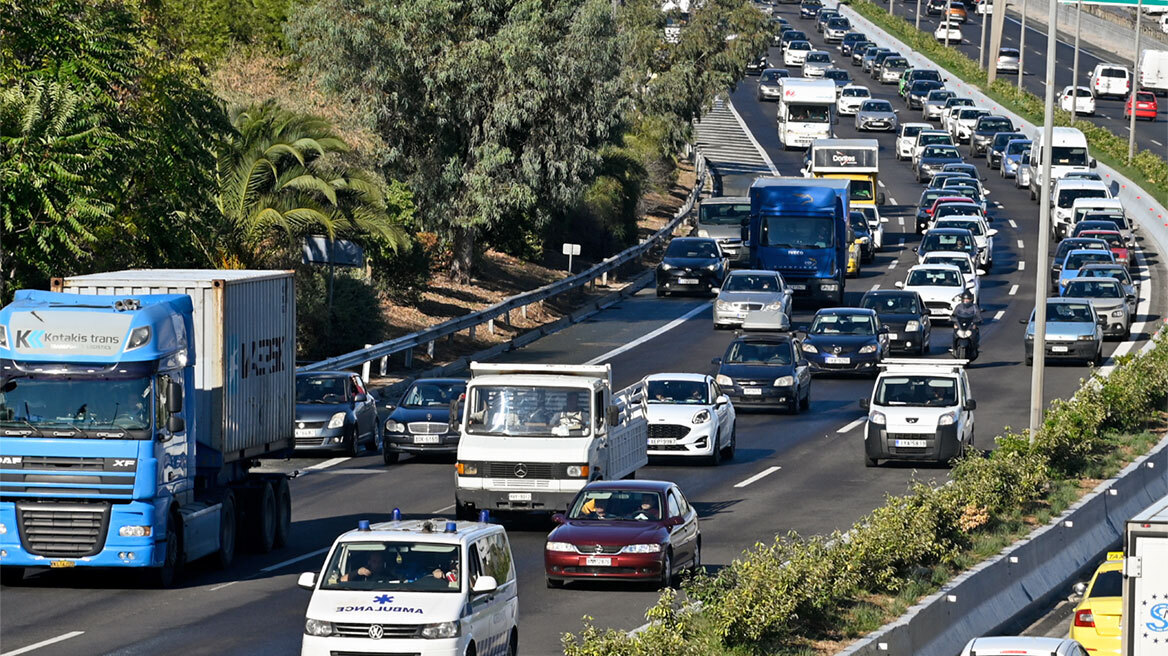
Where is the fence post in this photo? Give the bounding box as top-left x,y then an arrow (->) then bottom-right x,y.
379,355 -> 387,377
360,344 -> 372,382
427,341 -> 435,359
522,305 -> 528,320
403,347 -> 413,369
469,325 -> 476,341
487,318 -> 494,335
601,271 -> 608,286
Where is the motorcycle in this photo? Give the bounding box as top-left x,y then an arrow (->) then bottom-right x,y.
951,315 -> 979,361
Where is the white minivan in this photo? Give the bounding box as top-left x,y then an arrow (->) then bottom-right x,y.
1028,126 -> 1096,201
299,518 -> 518,656
860,359 -> 976,467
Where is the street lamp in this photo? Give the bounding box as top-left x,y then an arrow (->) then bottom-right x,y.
1018,1 -> 1027,89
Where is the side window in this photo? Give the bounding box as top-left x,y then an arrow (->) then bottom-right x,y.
467,543 -> 482,588
667,492 -> 682,519
155,373 -> 172,427
674,488 -> 691,516
960,375 -> 970,404
351,375 -> 366,397
709,382 -> 718,400
480,532 -> 515,584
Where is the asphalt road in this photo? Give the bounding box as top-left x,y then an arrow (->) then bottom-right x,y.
875,0 -> 1168,154
1,8 -> 1165,655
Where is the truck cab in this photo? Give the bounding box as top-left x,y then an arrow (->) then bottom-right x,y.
777,78 -> 837,149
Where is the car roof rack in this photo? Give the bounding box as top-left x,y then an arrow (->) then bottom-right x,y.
878,358 -> 968,372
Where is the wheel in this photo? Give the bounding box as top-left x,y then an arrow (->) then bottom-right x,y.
691,539 -> 702,574
1029,185 -> 1036,201
214,492 -> 237,569
705,433 -> 722,466
506,629 -> 518,656
344,428 -> 359,457
273,478 -> 292,549
800,386 -> 811,411
252,481 -> 277,554
1093,347 -> 1103,366
656,288 -> 668,298
1,567 -> 25,586
722,424 -> 736,461
864,455 -> 878,467
659,550 -> 674,589
546,577 -> 564,589
146,515 -> 182,587
955,344 -> 967,360
382,447 -> 400,465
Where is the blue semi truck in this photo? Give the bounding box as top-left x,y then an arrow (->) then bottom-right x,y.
746,178 -> 852,305
0,270 -> 295,586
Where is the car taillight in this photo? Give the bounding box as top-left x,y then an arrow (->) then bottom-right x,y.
1074,609 -> 1095,628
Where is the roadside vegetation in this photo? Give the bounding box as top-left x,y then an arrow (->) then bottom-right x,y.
0,0 -> 768,359
562,332 -> 1168,655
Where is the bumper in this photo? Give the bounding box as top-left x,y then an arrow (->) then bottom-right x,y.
888,331 -> 926,352
0,500 -> 163,568
301,635 -> 465,656
1102,317 -> 1130,337
807,352 -> 880,374
971,138 -> 992,154
293,427 -> 348,450
648,425 -> 716,457
546,549 -> 665,582
726,385 -> 799,410
859,119 -> 894,130
1025,340 -> 1098,360
384,433 -> 459,454
657,270 -> 720,292
456,481 -> 583,514
865,424 -> 962,462
782,277 -> 842,301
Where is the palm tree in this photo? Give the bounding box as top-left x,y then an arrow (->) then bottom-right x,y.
215,101 -> 408,266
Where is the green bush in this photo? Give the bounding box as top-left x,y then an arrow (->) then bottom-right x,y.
295,269 -> 388,362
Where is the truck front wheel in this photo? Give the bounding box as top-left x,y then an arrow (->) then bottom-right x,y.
146,514 -> 182,587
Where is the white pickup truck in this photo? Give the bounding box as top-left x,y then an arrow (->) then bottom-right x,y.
454,363 -> 648,517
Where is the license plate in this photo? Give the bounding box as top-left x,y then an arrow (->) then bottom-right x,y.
648,438 -> 674,445
825,356 -> 850,364
508,492 -> 532,501
50,560 -> 75,568
679,278 -> 699,285
1052,345 -> 1069,353
743,388 -> 763,396
789,284 -> 807,290
294,428 -> 317,437
894,439 -> 928,448
585,556 -> 612,567
886,333 -> 898,340
413,435 -> 440,444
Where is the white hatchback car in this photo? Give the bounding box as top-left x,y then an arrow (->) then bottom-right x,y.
1059,85 -> 1096,115
836,84 -> 872,115
933,216 -> 997,270
642,373 -> 736,464
896,122 -> 933,161
934,21 -> 963,43
921,251 -> 983,305
784,40 -> 813,67
896,264 -> 968,322
861,358 -> 976,466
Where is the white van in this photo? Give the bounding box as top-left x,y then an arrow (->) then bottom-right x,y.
1140,50 -> 1168,94
777,78 -> 837,148
861,359 -> 976,466
1051,178 -> 1111,240
1028,126 -> 1096,201
1089,64 -> 1131,99
298,518 -> 518,656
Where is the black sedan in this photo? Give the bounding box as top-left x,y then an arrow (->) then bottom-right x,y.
713,333 -> 812,413
985,131 -> 1026,169
294,371 -> 380,455
800,0 -> 823,18
381,377 -> 467,464
914,145 -> 964,183
969,115 -> 1015,157
801,308 -> 888,376
656,237 -> 727,297
859,290 -> 932,355
906,80 -> 945,110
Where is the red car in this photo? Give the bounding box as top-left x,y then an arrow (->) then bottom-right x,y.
927,196 -> 978,218
544,480 -> 700,589
1079,230 -> 1129,267
1125,91 -> 1158,120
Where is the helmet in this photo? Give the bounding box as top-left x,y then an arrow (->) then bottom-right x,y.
961,291 -> 974,302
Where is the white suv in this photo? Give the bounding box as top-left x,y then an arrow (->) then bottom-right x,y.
861,359 -> 976,467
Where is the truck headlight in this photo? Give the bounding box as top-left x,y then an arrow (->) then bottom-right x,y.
773,375 -> 794,387
565,465 -> 590,478
456,462 -> 479,476
859,344 -> 877,354
119,526 -> 152,537
716,374 -> 733,387
304,618 -> 335,637
420,621 -> 461,639
691,410 -> 711,424
869,410 -> 886,425
905,320 -> 921,331
802,343 -> 818,353
622,543 -> 663,553
385,420 -> 405,433
125,326 -> 152,351
327,412 -> 346,429
546,541 -> 575,552
938,411 -> 957,426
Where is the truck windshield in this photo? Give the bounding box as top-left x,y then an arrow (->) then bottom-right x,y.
699,203 -> 750,226
875,375 -> 957,407
848,180 -> 874,202
466,386 -> 592,437
761,216 -> 835,248
1051,146 -> 1089,166
0,376 -> 152,435
787,104 -> 830,123
320,541 -> 462,593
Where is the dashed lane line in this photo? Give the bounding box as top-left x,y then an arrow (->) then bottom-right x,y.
1010,284 -> 1020,296
1018,261 -> 1026,271
1009,219 -> 1018,228
870,283 -> 881,291
994,310 -> 1005,321
837,417 -> 866,433
888,260 -> 899,270
733,466 -> 782,489
1017,239 -> 1024,249
305,457 -> 349,471
1,632 -> 86,656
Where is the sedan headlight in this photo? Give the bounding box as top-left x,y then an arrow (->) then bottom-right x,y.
546,541 -> 575,552
938,411 -> 957,426
304,619 -> 335,637
705,263 -> 719,271
905,320 -> 921,331
420,621 -> 461,639
869,410 -> 886,425
716,300 -> 732,310
1111,309 -> 1125,317
774,375 -> 795,387
951,295 -> 964,305
622,543 -> 663,553
716,374 -> 733,387
801,343 -> 818,353
660,262 -> 674,271
858,344 -> 878,354
327,412 -> 346,429
697,229 -> 710,238
763,301 -> 785,311
691,409 -> 712,424
385,420 -> 405,433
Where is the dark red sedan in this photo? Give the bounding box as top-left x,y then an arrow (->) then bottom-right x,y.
1125,91 -> 1158,121
544,480 -> 700,589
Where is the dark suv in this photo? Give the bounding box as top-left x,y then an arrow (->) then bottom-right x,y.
969,115 -> 1015,157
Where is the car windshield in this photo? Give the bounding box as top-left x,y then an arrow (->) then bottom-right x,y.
1082,266 -> 1131,284
850,213 -> 870,232
992,133 -> 1023,147
401,382 -> 464,408
914,71 -> 942,82
875,375 -> 957,407
724,340 -> 794,364
762,215 -> 835,248
320,541 -> 462,592
977,118 -> 1012,132
861,294 -> 921,314
828,18 -> 848,27
1055,241 -> 1107,261
646,380 -> 709,404
569,489 -> 663,521
1057,188 -> 1107,208
902,125 -> 924,138
937,219 -> 983,236
666,240 -> 719,258
1006,140 -> 1031,154
787,103 -> 830,122
958,109 -> 987,120
918,191 -> 945,207
843,87 -> 870,97
825,70 -> 849,81
700,202 -> 750,226
1065,251 -> 1114,269
810,313 -> 876,335
927,91 -> 954,101
724,273 -> 781,292
0,375 -> 153,434
934,204 -> 979,219
465,386 -> 592,437
1044,303 -> 1094,323
1085,212 -> 1128,229
297,375 -> 348,403
947,99 -> 974,108
946,187 -> 981,202
761,70 -> 787,83
924,146 -> 958,158
886,60 -> 908,70
1082,232 -> 1123,248
907,268 -> 961,286
925,256 -> 972,273
807,53 -> 830,63
1051,146 -> 1089,166
920,134 -> 951,147
862,100 -> 892,112
790,41 -> 811,51
1064,280 -> 1122,298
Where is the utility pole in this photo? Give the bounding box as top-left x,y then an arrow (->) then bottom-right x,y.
1018,2 -> 1028,89
1029,0 -> 1061,441
945,0 -> 953,47
979,5 -> 989,69
988,0 -> 1008,83
1071,0 -> 1083,124
1129,0 -> 1143,163
916,0 -> 923,29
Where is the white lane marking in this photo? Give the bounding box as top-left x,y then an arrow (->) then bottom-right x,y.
1101,247 -> 1153,370
305,457 -> 348,471
1018,261 -> 1026,271
309,468 -> 382,475
994,201 -> 1004,208
1009,284 -> 1019,296
898,216 -> 905,226
878,180 -> 886,188
1,632 -> 86,656
870,283 -> 881,291
258,546 -> 331,574
725,99 -> 779,175
1017,239 -> 1024,249
1152,139 -> 1164,147
208,580 -> 239,592
430,504 -> 455,514
888,260 -> 899,270
993,310 -> 1005,321
1009,219 -> 1018,228
837,417 -> 866,433
888,196 -> 897,204
733,466 -> 782,488
585,302 -> 711,365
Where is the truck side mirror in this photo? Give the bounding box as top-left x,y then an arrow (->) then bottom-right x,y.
167,415 -> 185,434
607,404 -> 620,427
449,398 -> 461,421
166,381 -> 183,414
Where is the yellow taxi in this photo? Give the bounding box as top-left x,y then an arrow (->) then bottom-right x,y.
1069,551 -> 1124,655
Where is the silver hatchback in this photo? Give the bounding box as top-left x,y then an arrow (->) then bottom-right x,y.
1061,277 -> 1133,339
1024,299 -> 1103,366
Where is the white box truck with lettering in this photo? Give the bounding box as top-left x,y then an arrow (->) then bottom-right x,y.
1121,494 -> 1168,656
453,363 -> 648,518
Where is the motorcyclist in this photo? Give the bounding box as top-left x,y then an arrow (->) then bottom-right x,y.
951,291 -> 981,358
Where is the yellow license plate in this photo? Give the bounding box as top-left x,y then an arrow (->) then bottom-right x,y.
50,560 -> 75,568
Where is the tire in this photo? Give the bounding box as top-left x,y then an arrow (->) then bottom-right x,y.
146,515 -> 182,588
1029,185 -> 1036,201
955,344 -> 967,360
705,433 -> 722,466
659,550 -> 674,589
507,629 -> 518,656
691,539 -> 702,574
382,447 -> 400,465
546,577 -> 564,589
214,492 -> 237,569
656,288 -> 667,298
722,424 -> 736,461
273,478 -> 292,549
1093,347 -> 1104,366
252,482 -> 277,554
344,428 -> 359,457
1,567 -> 25,587
864,455 -> 878,467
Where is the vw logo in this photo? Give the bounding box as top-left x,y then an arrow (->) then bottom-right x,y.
368,624 -> 384,640
514,463 -> 528,478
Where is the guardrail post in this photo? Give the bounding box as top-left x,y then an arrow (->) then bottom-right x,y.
469,325 -> 476,341
601,271 -> 608,287
403,347 -> 413,368
361,344 -> 372,382
427,341 -> 435,359
487,318 -> 494,335
379,355 -> 387,377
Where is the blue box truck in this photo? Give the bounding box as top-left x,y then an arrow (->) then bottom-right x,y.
0,270 -> 295,586
746,178 -> 851,305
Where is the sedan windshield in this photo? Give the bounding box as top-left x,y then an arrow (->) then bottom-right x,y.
922,232 -> 973,252
810,313 -> 876,335
807,53 -> 830,63
320,541 -> 461,592
761,70 -> 787,83
401,382 -> 465,408
924,146 -> 959,158
1064,280 -> 1122,298
1006,140 -> 1031,154
569,489 -> 663,521
937,219 -> 984,236
862,100 -> 893,112
666,240 -> 719,258
724,340 -> 793,365
1082,267 -> 1131,285
875,375 -> 957,407
925,256 -> 972,273
723,273 -> 782,292
647,380 -> 709,404
0,376 -> 153,434
977,118 -> 1012,132
908,268 -> 962,287
1065,251 -> 1114,269
843,87 -> 870,98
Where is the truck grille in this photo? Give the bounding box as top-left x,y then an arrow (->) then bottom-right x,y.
648,424 -> 690,440
16,501 -> 110,558
17,456 -> 105,471
332,623 -> 421,639
407,422 -> 448,435
485,462 -> 555,479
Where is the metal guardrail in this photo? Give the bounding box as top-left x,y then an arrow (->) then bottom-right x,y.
301,153 -> 709,375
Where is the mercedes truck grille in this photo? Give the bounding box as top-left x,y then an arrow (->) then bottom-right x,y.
16,501 -> 111,558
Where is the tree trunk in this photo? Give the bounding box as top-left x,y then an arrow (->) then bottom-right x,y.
449,226 -> 475,283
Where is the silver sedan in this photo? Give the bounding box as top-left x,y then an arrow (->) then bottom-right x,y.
1024,299 -> 1103,366
855,99 -> 899,132
714,270 -> 792,328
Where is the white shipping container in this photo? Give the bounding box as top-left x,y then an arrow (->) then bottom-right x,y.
52,269 -> 295,462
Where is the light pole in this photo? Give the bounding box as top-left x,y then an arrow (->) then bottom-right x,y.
1018,2 -> 1027,89
979,4 -> 989,69
1071,0 -> 1083,124
916,0 -> 923,29
1129,0 -> 1143,163
945,0 -> 953,47
1029,0 -> 1061,441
